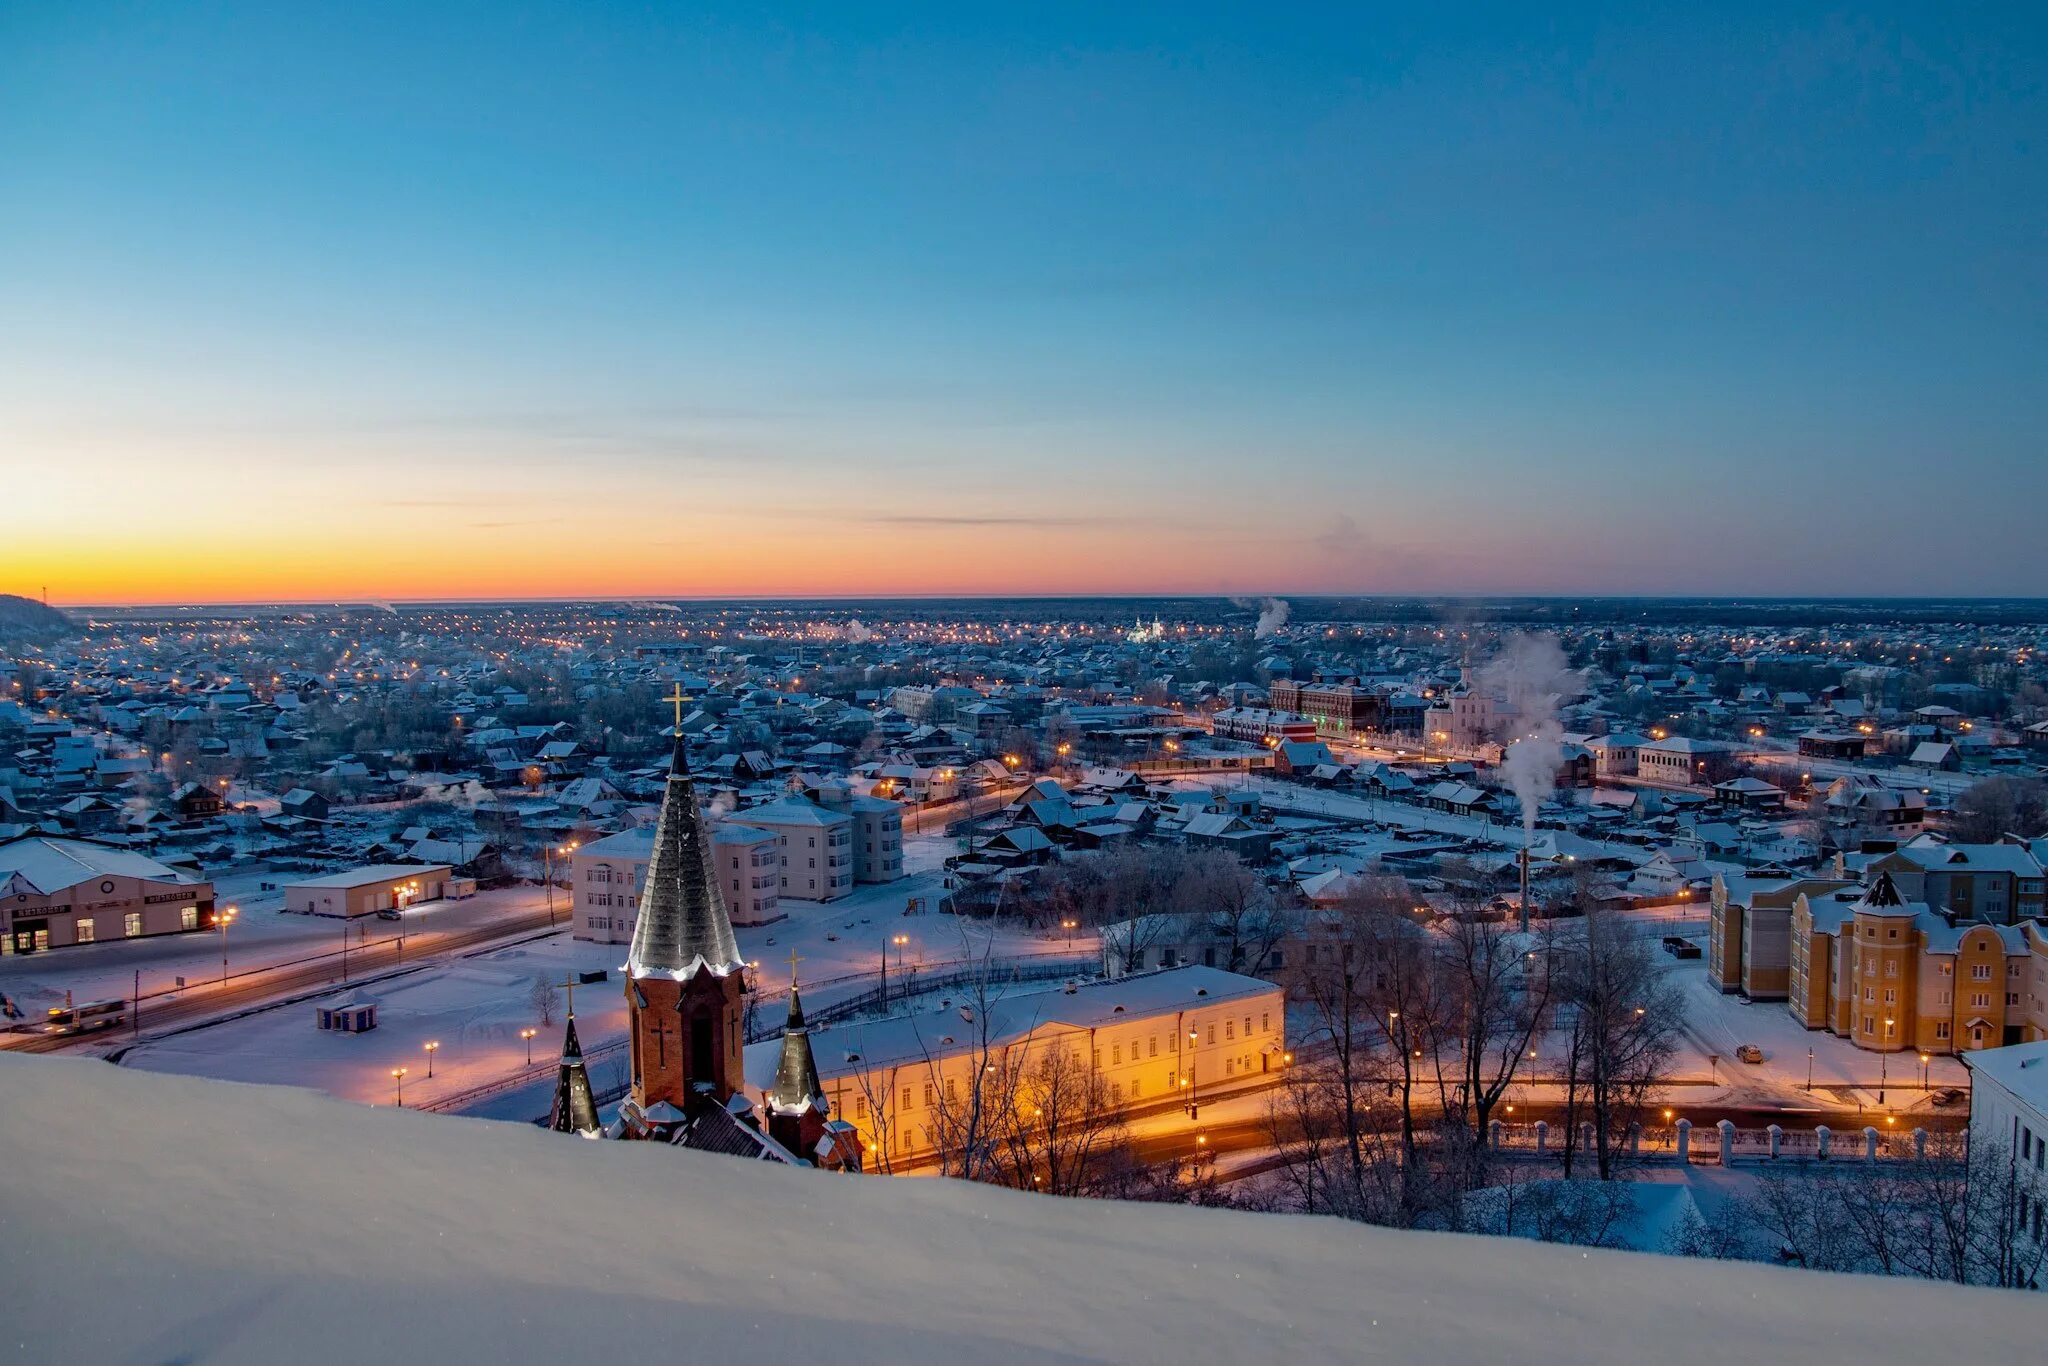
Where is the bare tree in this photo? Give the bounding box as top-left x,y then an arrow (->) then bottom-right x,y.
913,928 -> 1032,1184
1178,849 -> 1294,974
1951,776 -> 2048,842
1435,914 -> 1552,1146
999,1043 -> 1131,1195
1552,912 -> 1682,1179
528,974 -> 559,1027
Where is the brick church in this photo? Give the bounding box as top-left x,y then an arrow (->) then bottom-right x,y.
546,734 -> 860,1170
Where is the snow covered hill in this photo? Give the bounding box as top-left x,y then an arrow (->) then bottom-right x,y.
0,1055 -> 2035,1364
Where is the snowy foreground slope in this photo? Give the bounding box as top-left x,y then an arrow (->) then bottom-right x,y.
0,1058 -> 2035,1366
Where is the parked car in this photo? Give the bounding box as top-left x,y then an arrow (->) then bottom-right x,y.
1931,1087 -> 1967,1107
1736,1044 -> 1765,1065
376,908 -> 403,921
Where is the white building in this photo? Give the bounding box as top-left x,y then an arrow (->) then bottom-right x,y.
571,823 -> 784,944
1963,1039 -> 2048,1280
727,794 -> 855,901
283,863 -> 451,918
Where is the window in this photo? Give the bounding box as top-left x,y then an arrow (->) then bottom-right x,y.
179,906 -> 198,930
855,1095 -> 867,1119
75,918 -> 95,943
1147,1037 -> 1158,1058
923,1081 -> 934,1108
901,1087 -> 912,1112
1936,1022 -> 1951,1039
1224,1020 -> 1235,1041
1112,1043 -> 1122,1065
1261,1012 -> 1270,1032
124,912 -> 142,938
1206,1023 -> 1216,1045
945,1078 -> 957,1102
1972,964 -> 1993,980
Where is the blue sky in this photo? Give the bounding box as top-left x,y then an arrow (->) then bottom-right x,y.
3,3 -> 2045,601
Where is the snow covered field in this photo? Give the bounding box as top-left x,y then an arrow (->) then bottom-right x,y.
2,1055 -> 2036,1366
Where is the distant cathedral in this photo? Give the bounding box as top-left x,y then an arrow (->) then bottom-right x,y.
545,733 -> 859,1170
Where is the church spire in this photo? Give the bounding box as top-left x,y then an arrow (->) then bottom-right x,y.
548,1013 -> 602,1138
768,978 -> 827,1118
625,732 -> 742,981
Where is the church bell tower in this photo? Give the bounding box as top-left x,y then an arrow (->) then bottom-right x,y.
619,720 -> 748,1137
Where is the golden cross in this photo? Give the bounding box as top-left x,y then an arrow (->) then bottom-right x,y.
787,946 -> 801,985
558,973 -> 579,1018
662,683 -> 691,731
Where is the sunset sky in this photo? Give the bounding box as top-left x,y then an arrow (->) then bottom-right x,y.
4,4 -> 2045,605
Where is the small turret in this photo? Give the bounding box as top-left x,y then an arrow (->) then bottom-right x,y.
548,1014 -> 602,1138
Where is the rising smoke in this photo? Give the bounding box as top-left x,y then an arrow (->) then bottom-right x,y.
1230,596 -> 1292,638
1475,633 -> 1582,839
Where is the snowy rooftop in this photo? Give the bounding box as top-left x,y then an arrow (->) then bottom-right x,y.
0,834 -> 196,893
1,1055 -> 2038,1365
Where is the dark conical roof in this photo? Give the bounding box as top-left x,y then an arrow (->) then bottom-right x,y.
548,1015 -> 602,1137
1864,870 -> 1906,908
768,983 -> 827,1117
626,738 -> 742,980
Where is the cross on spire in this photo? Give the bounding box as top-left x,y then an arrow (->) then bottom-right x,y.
558,973 -> 580,1018
787,946 -> 801,985
662,683 -> 692,731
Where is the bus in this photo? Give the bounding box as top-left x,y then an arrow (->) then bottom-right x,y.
38,999 -> 128,1036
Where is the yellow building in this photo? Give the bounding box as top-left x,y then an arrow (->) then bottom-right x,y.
1787,871 -> 2034,1055
742,964 -> 1286,1169
1708,872 -> 1856,998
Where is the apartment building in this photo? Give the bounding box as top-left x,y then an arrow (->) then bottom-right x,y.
1707,873 -> 1858,999
571,822 -> 784,943
1787,872 -> 2034,1055
812,782 -> 905,884
727,793 -> 855,901
1871,839 -> 2046,925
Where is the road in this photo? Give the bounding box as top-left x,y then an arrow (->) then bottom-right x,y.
2,899 -> 569,1055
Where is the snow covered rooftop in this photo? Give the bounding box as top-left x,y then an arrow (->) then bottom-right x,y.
0,834 -> 195,893
1,1055 -> 2037,1365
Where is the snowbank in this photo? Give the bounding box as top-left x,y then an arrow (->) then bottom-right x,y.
0,1055 -> 2035,1365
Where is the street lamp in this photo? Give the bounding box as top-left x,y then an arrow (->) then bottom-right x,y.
1061,918 -> 1077,947
1879,1018 -> 1894,1104
214,904 -> 239,984
1919,1052 -> 1931,1091
1185,1028 -> 1200,1120
881,933 -> 910,1004
391,1066 -> 408,1107
543,841 -> 579,929
522,1027 -> 538,1066
423,1039 -> 440,1078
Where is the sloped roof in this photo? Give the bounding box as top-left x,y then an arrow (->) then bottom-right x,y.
625,741 -> 743,982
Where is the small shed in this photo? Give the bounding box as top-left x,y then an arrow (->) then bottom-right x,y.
315,998 -> 377,1033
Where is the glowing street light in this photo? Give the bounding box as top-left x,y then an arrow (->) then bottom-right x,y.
214,904 -> 240,984
522,1027 -> 538,1066
391,1066 -> 408,1107
423,1039 -> 440,1078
